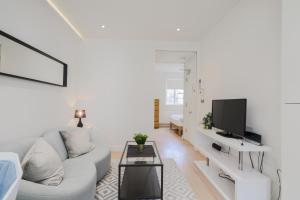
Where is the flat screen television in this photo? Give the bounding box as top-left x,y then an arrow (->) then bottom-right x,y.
212,99 -> 247,138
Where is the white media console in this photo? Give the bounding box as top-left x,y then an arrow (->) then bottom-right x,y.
194,127 -> 271,200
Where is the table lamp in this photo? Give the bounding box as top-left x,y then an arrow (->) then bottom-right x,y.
74,110 -> 86,127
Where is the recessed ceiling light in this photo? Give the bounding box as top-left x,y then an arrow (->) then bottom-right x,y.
101,25 -> 105,29
176,28 -> 181,32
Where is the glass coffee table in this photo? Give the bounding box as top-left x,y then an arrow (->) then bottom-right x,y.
118,141 -> 163,200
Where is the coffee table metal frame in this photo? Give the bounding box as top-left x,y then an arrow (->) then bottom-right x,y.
118,141 -> 163,200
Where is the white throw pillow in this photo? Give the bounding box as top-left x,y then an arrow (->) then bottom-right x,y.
21,138 -> 64,186
60,128 -> 95,158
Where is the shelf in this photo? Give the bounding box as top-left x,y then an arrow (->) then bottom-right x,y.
120,166 -> 161,200
195,160 -> 235,200
197,127 -> 271,152
195,127 -> 271,200
195,140 -> 269,182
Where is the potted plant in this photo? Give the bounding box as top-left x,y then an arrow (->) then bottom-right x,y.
133,133 -> 148,151
202,112 -> 213,129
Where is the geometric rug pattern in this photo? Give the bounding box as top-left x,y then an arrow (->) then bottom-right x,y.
95,159 -> 197,200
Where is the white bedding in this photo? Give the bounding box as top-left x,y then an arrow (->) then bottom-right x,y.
170,114 -> 183,127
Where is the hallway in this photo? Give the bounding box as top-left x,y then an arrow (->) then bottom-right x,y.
153,128 -> 222,200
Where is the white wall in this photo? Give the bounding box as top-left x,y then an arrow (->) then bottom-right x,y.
0,0 -> 199,150
154,64 -> 183,124
195,0 -> 281,198
0,0 -> 81,142
281,0 -> 300,199
183,54 -> 198,143
75,39 -> 198,150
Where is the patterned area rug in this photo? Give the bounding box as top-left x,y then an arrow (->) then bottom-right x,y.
95,159 -> 197,200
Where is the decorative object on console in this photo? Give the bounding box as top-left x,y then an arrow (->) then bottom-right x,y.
202,112 -> 212,129
74,110 -> 86,127
133,133 -> 148,151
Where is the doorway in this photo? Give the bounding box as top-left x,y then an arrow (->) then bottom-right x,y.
154,50 -> 197,141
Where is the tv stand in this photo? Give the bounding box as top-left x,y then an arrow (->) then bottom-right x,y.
216,131 -> 243,139
195,127 -> 271,200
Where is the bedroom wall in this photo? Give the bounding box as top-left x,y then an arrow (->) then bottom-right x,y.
153,64 -> 184,124
195,0 -> 281,198
74,39 -> 198,150
0,0 -> 81,142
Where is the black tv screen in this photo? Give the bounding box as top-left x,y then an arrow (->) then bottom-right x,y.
212,99 -> 247,137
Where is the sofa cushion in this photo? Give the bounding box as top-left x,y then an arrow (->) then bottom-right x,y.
42,129 -> 68,161
60,128 -> 95,158
0,128 -> 111,200
17,158 -> 96,200
21,138 -> 64,186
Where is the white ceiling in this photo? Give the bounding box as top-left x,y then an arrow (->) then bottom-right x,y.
51,0 -> 239,41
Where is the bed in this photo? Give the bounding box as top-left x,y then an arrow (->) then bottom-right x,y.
169,114 -> 183,136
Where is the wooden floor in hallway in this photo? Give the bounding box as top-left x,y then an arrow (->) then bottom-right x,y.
112,128 -> 223,200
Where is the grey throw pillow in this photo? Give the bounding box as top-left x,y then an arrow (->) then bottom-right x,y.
60,128 -> 95,158
21,138 -> 64,186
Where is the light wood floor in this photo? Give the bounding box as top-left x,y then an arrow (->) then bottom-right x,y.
112,128 -> 223,200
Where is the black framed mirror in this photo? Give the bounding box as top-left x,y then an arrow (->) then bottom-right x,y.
0,30 -> 67,87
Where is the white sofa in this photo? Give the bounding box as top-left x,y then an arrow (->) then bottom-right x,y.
0,128 -> 111,200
